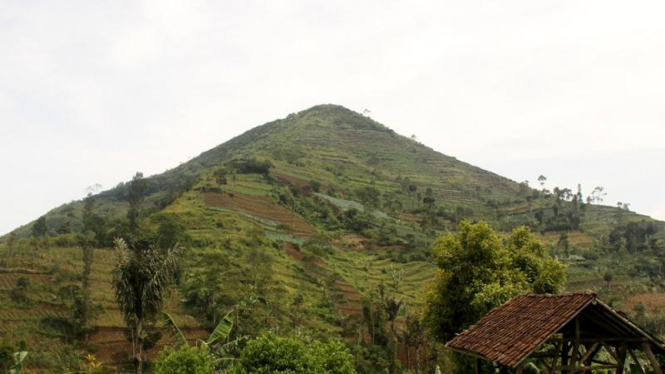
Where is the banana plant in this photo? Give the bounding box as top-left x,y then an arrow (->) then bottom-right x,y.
163,310 -> 240,367
9,342 -> 28,374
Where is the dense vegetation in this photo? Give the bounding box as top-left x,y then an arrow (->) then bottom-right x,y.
0,104 -> 663,373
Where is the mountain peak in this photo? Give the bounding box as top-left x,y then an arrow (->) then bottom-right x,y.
294,104 -> 391,133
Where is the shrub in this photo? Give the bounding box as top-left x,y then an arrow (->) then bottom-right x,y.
229,158 -> 273,175
229,334 -> 356,374
154,346 -> 214,374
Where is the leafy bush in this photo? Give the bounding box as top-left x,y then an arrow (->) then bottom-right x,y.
229,158 -> 273,175
229,334 -> 356,374
154,346 -> 214,374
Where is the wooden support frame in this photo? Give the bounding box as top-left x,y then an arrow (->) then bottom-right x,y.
641,342 -> 663,374
615,342 -> 627,374
628,349 -> 645,374
447,296 -> 665,374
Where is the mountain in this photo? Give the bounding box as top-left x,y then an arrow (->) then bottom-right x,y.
1,104 -> 663,371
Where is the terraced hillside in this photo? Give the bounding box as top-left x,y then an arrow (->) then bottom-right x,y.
1,104 -> 664,372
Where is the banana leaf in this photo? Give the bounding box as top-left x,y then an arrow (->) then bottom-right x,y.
162,312 -> 189,348
206,310 -> 234,346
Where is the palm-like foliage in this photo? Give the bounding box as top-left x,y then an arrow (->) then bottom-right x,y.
112,238 -> 181,374
163,310 -> 239,368
384,297 -> 403,325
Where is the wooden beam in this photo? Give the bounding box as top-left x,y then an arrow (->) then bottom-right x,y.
591,358 -> 616,366
615,342 -> 627,374
642,342 -> 663,374
531,351 -> 558,358
516,363 -> 524,374
581,342 -> 601,365
569,342 -> 580,373
549,340 -> 562,374
583,307 -> 629,336
601,342 -> 619,362
628,349 -> 645,374
555,364 -> 618,372
548,337 -> 648,343
569,317 -> 581,374
561,341 -> 570,374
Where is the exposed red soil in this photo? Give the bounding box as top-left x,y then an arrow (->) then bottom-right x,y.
283,243 -> 303,261
539,231 -> 595,247
90,326 -> 210,366
336,234 -> 367,251
332,280 -> 363,316
397,345 -> 427,372
272,172 -> 310,188
624,293 -> 665,313
396,213 -> 420,224
0,272 -> 51,288
281,245 -> 364,318
203,192 -> 316,237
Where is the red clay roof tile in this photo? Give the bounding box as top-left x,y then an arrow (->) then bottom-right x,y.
446,293 -> 595,368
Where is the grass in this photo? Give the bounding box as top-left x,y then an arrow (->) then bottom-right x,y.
0,104 -> 663,371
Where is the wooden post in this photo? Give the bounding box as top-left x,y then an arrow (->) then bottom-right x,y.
568,317 -> 581,374
475,358 -> 480,374
550,340 -> 562,374
569,342 -> 579,373
615,342 -> 627,374
642,342 -> 663,374
516,363 -> 524,374
561,341 -> 570,374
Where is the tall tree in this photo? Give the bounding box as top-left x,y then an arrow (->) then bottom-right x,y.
112,238 -> 180,374
127,172 -> 148,236
537,175 -> 547,189
32,216 -> 48,238
7,231 -> 16,254
79,238 -> 94,335
82,192 -> 106,246
423,221 -> 567,343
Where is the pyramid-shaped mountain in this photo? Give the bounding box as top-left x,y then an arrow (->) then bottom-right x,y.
0,104 -> 662,369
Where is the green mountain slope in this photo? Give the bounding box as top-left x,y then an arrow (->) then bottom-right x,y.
1,104 -> 664,372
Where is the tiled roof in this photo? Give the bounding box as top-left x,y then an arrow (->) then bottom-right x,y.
446,292 -> 595,368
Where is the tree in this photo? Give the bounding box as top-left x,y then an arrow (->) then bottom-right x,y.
538,175 -> 547,189
423,221 -> 567,344
355,186 -> 381,210
112,238 -> 181,374
154,346 -> 214,374
0,342 -> 13,373
604,271 -> 613,291
588,186 -> 606,204
32,216 -> 47,238
422,196 -> 436,209
7,231 -> 16,254
404,314 -> 425,373
388,265 -> 404,293
79,193 -> 99,334
82,193 -> 106,246
79,238 -> 94,335
229,334 -> 356,374
127,172 -> 148,236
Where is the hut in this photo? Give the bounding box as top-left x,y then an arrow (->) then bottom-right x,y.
446,292 -> 665,373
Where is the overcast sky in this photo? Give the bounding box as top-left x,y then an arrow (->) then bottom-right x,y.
1,0 -> 664,235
